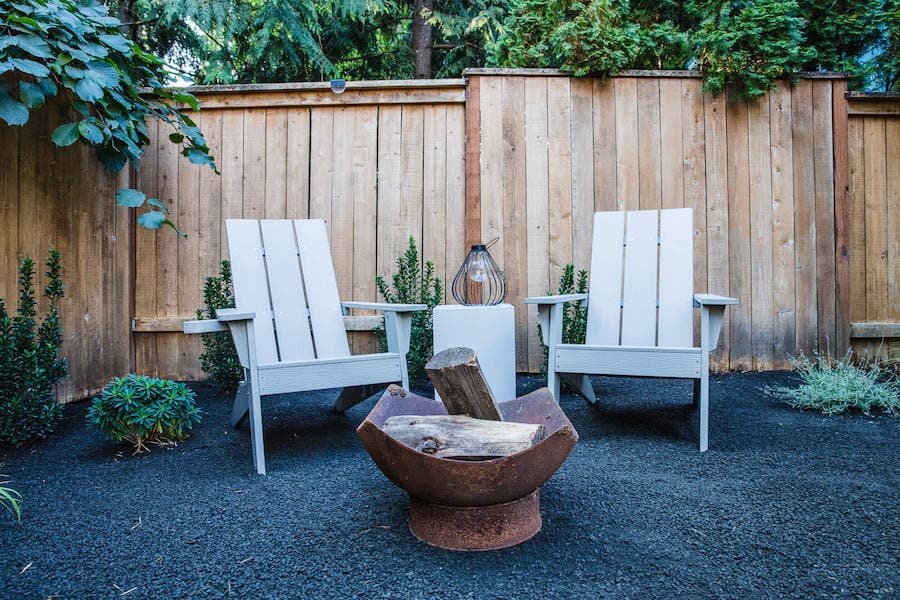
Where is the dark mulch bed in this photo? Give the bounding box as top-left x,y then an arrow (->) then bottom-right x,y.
1,372 -> 898,599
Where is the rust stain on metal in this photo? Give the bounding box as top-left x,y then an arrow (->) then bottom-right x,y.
357,387 -> 578,551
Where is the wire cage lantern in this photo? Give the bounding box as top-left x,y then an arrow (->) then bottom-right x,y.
451,238 -> 506,306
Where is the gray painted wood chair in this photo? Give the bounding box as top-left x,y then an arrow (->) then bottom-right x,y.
185,219 -> 424,474
526,208 -> 737,451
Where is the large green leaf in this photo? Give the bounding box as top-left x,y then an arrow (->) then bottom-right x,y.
8,33 -> 53,59
74,78 -> 103,102
137,210 -> 167,229
78,120 -> 104,143
7,56 -> 50,77
0,89 -> 29,126
50,122 -> 80,147
115,188 -> 146,208
18,80 -> 45,108
173,92 -> 200,111
84,60 -> 119,86
98,34 -> 132,54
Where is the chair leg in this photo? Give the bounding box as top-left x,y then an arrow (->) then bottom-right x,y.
698,372 -> 709,452
231,380 -> 251,427
692,379 -> 700,409
334,384 -> 380,413
247,377 -> 266,475
548,370 -> 561,402
560,373 -> 597,404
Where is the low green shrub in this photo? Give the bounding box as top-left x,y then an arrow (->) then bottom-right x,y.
0,251 -> 67,446
375,237 -> 443,385
87,375 -> 202,453
539,264 -> 589,375
0,476 -> 21,520
196,260 -> 242,390
764,351 -> 900,416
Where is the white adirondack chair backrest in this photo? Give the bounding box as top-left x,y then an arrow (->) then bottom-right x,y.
226,219 -> 350,365
585,208 -> 694,348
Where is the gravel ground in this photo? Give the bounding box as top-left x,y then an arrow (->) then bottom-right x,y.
1,372 -> 898,599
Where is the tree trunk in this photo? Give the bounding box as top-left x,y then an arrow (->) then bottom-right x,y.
411,0 -> 433,79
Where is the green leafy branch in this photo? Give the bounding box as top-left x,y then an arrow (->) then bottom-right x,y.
0,0 -> 219,232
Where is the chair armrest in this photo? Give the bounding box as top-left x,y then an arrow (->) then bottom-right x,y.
341,302 -> 426,313
183,319 -> 228,334
693,294 -> 738,307
525,293 -> 588,305
216,308 -> 256,321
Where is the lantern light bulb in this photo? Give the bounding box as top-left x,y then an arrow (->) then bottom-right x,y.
467,254 -> 488,282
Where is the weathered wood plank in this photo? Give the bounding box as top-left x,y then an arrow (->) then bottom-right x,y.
264,109 -> 288,218
479,77 -> 503,262
681,79 -> 707,345
615,78 -> 640,212
769,83 -> 797,369
863,117 -> 888,323
425,347 -> 502,421
524,77 -> 550,372
331,106 -> 355,304
659,79 -> 684,210
383,415 -> 544,459
570,78 -> 594,269
792,80 -> 818,355
849,322 -> 900,339
725,93 -> 752,369
309,107 -> 334,233
703,91 -> 730,369
748,95 -> 774,369
885,118 -> 900,326
445,104 -> 467,303
185,87 -> 466,110
813,82 -> 837,352
502,76 -> 529,370
400,105 -> 425,245
832,80 -> 851,355
548,78 -> 573,285
134,118 -> 159,375
423,104 -> 448,291
592,78 -> 617,213
637,78 -> 662,210
465,76 -> 482,251
351,106 -> 379,354
286,108 -> 311,219
376,106 -> 403,286
847,118 -> 867,326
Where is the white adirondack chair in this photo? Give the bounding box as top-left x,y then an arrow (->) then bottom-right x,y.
185,219 -> 425,474
526,208 -> 737,451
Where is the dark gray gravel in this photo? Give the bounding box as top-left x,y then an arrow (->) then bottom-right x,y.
1,372 -> 898,599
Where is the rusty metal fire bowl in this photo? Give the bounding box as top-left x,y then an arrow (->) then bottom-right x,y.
356,387 -> 578,551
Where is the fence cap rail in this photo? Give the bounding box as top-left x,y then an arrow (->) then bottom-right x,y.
463,68 -> 850,80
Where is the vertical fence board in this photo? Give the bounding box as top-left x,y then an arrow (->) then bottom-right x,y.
847,118 -> 866,326
351,106 -> 379,354
331,107 -> 355,303
309,107 -> 334,233
376,106 -> 403,288
423,105 -> 448,290
863,117 -> 888,322
134,120 -> 159,375
570,78 -> 594,270
792,80 -> 818,355
682,79 -> 707,343
445,105 -> 467,299
726,94 -> 753,369
548,78 -> 573,285
502,77 -> 528,370
769,83 -> 797,368
286,108 -> 311,219
615,78 -> 640,212
524,78 -> 550,372
703,92 -> 730,369
480,78 -> 504,264
660,79 -> 684,210
885,119 -> 900,322
264,109 -> 288,218
592,79 -> 617,213
748,96 -> 775,369
813,82 -> 837,352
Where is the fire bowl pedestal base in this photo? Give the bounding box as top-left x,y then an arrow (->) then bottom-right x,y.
408,490 -> 541,551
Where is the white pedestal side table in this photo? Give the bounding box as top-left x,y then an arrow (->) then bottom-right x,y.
432,303 -> 516,402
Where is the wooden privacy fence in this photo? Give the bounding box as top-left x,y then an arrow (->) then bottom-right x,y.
847,93 -> 900,362
2,71 -> 898,401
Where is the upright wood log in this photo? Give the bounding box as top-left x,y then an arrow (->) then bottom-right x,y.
425,347 -> 503,420
383,415 -> 544,459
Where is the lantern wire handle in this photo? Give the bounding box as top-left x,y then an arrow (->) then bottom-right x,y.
485,237 -> 499,249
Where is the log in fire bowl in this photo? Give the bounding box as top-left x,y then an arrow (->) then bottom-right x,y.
357,385 -> 578,551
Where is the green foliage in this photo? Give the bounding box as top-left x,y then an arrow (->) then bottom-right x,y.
490,0 -> 898,96
0,251 -> 66,447
87,375 -> 202,453
693,0 -> 816,98
0,476 -> 22,520
538,264 -> 589,375
0,0 -> 218,231
196,260 -> 242,391
375,237 -> 443,385
764,351 -> 900,415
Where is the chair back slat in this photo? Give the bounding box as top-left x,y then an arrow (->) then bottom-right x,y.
657,208 -> 694,347
226,220 -> 280,365
585,208 -> 696,349
620,210 -> 660,346
259,220 -> 315,361
294,219 -> 350,359
586,211 -> 626,345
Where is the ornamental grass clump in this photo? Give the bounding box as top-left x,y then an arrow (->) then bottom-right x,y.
764,351 -> 900,416
87,375 -> 202,454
